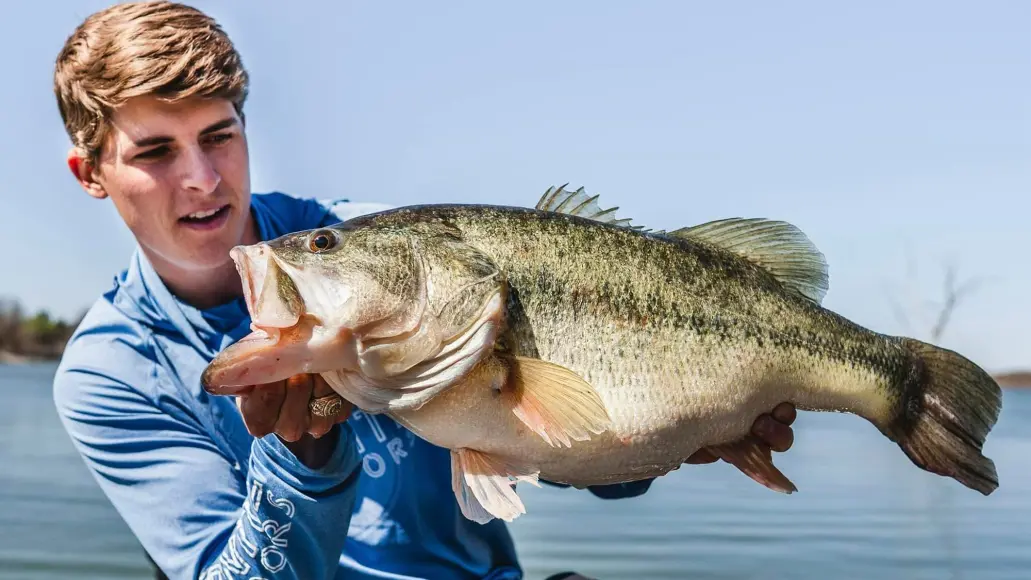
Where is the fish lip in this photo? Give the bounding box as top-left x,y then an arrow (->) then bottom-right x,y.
231,242 -> 317,332
201,318 -> 360,392
200,327 -> 279,392
231,243 -> 298,330
230,244 -> 265,323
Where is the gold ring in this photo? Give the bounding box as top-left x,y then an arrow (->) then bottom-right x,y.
309,393 -> 346,418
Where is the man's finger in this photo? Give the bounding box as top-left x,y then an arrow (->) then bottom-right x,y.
772,402 -> 797,425
275,374 -> 314,442
308,375 -> 352,438
751,414 -> 794,453
238,381 -> 286,437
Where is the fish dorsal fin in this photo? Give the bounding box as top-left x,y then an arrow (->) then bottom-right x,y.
670,218 -> 829,305
536,184 -> 650,231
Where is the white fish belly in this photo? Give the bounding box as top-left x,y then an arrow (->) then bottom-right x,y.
527,342 -> 799,486
515,327 -> 894,487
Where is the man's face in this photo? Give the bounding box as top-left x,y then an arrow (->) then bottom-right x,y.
72,96 -> 255,276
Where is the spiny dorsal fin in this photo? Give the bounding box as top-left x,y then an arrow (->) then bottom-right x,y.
670,218 -> 829,304
536,184 -> 652,231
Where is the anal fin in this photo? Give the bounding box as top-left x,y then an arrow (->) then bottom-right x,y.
706,435 -> 798,494
451,448 -> 541,524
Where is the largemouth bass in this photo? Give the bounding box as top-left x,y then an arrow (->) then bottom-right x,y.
202,186 -> 1002,524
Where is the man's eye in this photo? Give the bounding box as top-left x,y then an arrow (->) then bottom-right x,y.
136,146 -> 170,160
206,133 -> 233,145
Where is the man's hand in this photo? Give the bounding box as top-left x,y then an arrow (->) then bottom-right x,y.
233,373 -> 353,469
685,402 -> 797,464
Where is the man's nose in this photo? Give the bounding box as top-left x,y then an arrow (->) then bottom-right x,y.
179,146 -> 221,193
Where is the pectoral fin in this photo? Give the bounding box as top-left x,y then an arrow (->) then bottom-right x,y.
450,448 -> 541,524
501,356 -> 613,448
706,435 -> 798,494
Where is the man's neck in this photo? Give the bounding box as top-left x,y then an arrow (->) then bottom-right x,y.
162,259 -> 247,310
146,216 -> 260,311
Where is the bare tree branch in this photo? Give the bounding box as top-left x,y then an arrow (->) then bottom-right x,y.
928,261 -> 984,344
884,251 -> 985,345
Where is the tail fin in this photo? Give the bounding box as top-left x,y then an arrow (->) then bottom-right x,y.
888,338 -> 1002,495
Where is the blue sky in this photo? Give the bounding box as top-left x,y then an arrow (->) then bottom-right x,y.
1,1 -> 1027,371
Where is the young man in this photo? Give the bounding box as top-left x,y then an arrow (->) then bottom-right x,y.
51,3 -> 798,579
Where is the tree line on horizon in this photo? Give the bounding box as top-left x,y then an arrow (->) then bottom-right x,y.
0,298 -> 85,360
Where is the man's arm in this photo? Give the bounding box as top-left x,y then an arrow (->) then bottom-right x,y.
53,363 -> 360,580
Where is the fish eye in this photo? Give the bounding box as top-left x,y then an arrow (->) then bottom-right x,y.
307,229 -> 337,253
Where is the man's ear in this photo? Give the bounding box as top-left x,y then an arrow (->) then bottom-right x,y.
67,147 -> 107,200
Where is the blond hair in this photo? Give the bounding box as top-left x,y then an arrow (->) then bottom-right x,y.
54,1 -> 249,163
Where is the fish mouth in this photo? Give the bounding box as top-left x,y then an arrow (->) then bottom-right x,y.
201,318 -> 356,393
231,243 -> 303,331
201,243 -> 357,392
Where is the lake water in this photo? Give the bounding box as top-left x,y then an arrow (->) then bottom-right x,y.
2,362 -> 1029,579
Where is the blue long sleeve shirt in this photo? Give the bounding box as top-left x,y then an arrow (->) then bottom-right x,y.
53,192 -> 652,580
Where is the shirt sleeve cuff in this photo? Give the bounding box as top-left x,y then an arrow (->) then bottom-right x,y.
252,423 -> 359,496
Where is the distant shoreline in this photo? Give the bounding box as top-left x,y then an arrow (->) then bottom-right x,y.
995,372 -> 1031,389
0,350 -> 41,365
